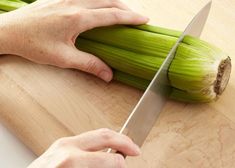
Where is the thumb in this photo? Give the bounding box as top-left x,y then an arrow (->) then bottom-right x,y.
62,46 -> 113,82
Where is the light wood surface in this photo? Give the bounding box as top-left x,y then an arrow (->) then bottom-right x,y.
0,0 -> 235,167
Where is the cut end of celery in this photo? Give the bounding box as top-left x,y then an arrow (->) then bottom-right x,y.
214,57 -> 231,95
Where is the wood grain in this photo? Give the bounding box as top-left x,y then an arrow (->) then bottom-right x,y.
0,0 -> 235,167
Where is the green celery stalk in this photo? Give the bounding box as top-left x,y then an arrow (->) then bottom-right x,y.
0,0 -> 27,11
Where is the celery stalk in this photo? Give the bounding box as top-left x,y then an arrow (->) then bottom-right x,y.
77,26 -> 231,102
0,0 -> 27,11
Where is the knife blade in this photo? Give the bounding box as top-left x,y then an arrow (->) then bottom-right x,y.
109,1 -> 212,156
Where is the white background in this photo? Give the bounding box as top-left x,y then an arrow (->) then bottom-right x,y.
0,123 -> 36,168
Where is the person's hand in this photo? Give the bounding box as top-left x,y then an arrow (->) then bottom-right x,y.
27,128 -> 141,168
0,0 -> 148,82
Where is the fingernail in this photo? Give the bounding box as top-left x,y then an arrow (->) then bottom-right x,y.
142,16 -> 150,22
137,15 -> 149,23
133,144 -> 141,155
99,71 -> 112,82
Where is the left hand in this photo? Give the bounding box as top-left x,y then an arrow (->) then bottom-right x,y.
0,0 -> 148,82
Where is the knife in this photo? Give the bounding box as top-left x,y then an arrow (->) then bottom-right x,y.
109,1 -> 212,157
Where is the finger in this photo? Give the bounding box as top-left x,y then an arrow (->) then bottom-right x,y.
61,46 -> 113,82
83,0 -> 131,11
79,8 -> 149,31
80,152 -> 126,168
70,128 -> 141,156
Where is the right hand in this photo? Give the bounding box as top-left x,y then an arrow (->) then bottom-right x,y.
28,128 -> 141,168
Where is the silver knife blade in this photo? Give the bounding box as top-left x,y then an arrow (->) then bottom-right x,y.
117,1 -> 212,148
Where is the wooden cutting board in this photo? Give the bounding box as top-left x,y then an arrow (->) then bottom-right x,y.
0,0 -> 235,167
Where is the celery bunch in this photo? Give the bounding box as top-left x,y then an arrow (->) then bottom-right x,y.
1,0 -> 231,102
78,25 -> 231,102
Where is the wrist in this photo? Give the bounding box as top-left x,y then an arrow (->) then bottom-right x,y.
0,13 -> 10,55
0,12 -> 20,55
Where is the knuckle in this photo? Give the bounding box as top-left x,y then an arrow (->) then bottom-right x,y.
111,8 -> 122,21
58,6 -> 84,23
62,152 -> 74,163
54,137 -> 70,147
98,128 -> 113,140
65,10 -> 82,22
115,154 -> 126,168
56,151 -> 77,168
122,134 -> 133,144
84,57 -> 99,73
71,10 -> 83,20
109,0 -> 121,7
